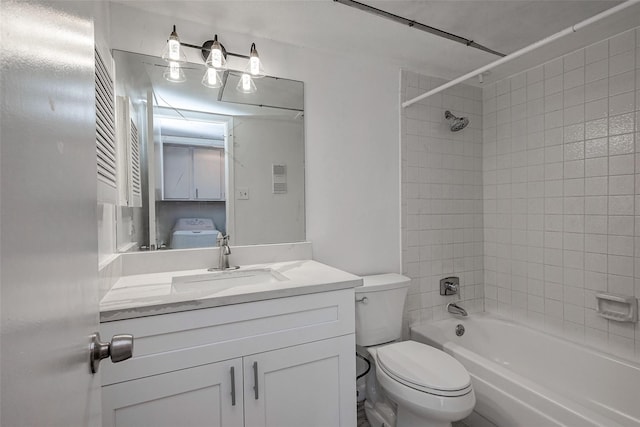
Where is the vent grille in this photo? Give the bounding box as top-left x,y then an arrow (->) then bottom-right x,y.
95,48 -> 116,191
272,164 -> 287,194
130,119 -> 141,197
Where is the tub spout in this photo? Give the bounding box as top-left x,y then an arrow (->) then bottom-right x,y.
447,302 -> 468,317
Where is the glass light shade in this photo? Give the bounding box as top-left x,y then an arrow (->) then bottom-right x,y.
163,62 -> 186,83
201,68 -> 222,88
244,43 -> 265,78
205,37 -> 227,70
236,73 -> 257,94
161,26 -> 187,63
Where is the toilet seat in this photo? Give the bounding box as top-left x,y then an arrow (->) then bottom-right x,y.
376,341 -> 472,397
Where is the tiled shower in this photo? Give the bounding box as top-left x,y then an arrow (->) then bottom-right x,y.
401,72 -> 485,332
402,27 -> 640,360
483,28 -> 640,359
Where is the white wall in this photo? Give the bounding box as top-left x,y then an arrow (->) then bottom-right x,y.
233,116 -> 305,246
401,71 -> 485,335
483,27 -> 640,360
107,3 -> 401,275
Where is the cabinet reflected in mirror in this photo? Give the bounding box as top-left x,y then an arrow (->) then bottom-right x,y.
113,50 -> 305,251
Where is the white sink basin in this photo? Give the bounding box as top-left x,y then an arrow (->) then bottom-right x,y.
171,268 -> 287,294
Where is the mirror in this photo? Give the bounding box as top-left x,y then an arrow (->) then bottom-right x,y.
113,50 -> 305,250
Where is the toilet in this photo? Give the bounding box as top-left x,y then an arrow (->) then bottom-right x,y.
356,274 -> 475,427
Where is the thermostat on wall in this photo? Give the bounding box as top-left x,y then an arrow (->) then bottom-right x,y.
272,164 -> 287,194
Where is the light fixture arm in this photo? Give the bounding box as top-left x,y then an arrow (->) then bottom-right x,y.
177,41 -> 250,62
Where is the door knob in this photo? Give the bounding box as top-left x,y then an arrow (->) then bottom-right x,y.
89,332 -> 134,374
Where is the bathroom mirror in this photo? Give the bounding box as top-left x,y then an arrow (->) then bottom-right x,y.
113,50 -> 305,250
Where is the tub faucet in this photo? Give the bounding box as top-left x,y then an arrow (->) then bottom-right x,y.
447,302 -> 468,317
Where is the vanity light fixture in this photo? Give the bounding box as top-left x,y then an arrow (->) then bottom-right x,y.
161,25 -> 267,94
204,35 -> 227,70
245,43 -> 265,78
161,25 -> 187,63
161,26 -> 187,83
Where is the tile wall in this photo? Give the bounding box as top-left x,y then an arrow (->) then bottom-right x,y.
482,27 -> 640,359
401,71 -> 484,335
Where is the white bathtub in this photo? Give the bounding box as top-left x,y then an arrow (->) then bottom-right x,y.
410,314 -> 640,427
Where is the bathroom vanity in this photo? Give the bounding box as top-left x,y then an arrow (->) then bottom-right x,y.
99,257 -> 360,427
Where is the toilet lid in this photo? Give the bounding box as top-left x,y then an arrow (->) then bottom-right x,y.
376,341 -> 471,393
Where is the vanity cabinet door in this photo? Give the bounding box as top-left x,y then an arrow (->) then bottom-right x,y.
243,334 -> 356,427
102,358 -> 243,427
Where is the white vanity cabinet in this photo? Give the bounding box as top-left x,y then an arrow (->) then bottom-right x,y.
100,289 -> 356,427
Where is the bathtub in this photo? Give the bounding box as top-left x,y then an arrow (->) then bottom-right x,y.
410,314 -> 640,427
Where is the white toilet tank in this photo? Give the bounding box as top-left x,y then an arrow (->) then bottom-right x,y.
355,274 -> 411,347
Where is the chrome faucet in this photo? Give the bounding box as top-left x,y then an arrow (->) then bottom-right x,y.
447,302 -> 468,317
209,234 -> 232,271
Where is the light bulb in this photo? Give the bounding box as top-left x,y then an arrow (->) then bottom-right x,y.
163,61 -> 185,83
211,48 -> 223,68
236,73 -> 256,94
168,38 -> 180,61
207,68 -> 218,85
245,43 -> 265,78
202,68 -> 222,88
170,62 -> 180,80
242,74 -> 251,91
250,56 -> 260,76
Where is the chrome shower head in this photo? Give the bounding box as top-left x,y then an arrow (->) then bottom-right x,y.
445,110 -> 469,132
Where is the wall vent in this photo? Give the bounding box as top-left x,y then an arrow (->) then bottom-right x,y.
95,47 -> 117,203
129,119 -> 142,205
272,164 -> 287,194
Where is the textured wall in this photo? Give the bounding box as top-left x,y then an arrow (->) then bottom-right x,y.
482,27 -> 640,360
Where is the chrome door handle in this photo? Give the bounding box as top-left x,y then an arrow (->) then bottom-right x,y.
89,332 -> 133,374
253,361 -> 259,399
230,366 -> 236,406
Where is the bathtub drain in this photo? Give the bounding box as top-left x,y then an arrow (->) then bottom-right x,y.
455,324 -> 465,336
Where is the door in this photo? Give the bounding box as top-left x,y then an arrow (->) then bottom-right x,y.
1,1 -> 102,426
102,358 -> 244,427
243,335 -> 356,427
193,147 -> 224,200
163,145 -> 192,199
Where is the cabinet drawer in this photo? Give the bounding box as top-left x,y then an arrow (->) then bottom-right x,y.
101,289 -> 354,385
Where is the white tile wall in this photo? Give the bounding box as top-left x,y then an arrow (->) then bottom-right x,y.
401,71 -> 484,336
483,27 -> 640,360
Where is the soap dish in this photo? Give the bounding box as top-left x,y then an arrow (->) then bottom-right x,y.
595,293 -> 638,323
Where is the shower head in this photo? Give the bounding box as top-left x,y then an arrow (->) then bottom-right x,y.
445,110 -> 469,132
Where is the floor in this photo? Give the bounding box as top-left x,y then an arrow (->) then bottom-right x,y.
357,400 -> 471,427
357,401 -> 371,427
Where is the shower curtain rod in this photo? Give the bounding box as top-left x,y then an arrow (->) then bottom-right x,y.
402,0 -> 640,109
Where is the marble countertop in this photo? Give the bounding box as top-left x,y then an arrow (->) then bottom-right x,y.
100,260 -> 362,322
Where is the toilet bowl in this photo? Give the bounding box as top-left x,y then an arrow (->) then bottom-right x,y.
372,341 -> 474,426
356,274 -> 475,427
